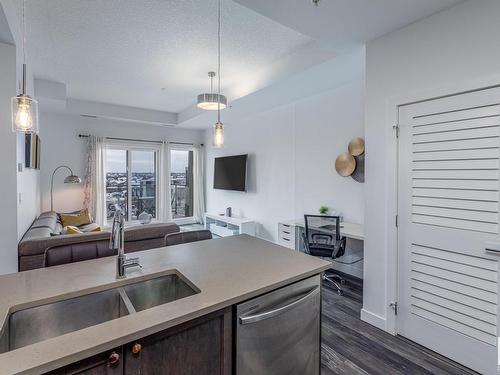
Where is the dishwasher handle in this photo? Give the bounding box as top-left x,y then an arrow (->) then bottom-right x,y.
239,286 -> 320,325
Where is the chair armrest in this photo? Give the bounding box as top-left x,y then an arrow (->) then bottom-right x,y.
332,236 -> 347,259
301,232 -> 310,254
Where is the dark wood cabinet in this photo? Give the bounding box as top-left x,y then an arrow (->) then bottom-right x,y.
46,308 -> 232,375
124,308 -> 232,375
47,347 -> 124,375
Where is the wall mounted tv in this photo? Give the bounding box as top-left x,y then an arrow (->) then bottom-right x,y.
213,154 -> 248,191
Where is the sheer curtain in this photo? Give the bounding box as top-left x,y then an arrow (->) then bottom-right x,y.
82,135 -> 106,226
193,144 -> 206,224
159,141 -> 173,222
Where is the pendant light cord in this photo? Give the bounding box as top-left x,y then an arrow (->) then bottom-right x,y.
22,0 -> 27,94
217,0 -> 221,123
22,0 -> 26,65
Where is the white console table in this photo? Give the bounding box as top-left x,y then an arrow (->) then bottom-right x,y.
205,213 -> 256,237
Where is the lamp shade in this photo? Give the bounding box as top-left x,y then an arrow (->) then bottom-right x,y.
213,122 -> 224,148
197,93 -> 227,110
11,95 -> 39,133
64,174 -> 82,184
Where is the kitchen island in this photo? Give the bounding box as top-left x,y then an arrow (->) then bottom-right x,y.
0,235 -> 329,374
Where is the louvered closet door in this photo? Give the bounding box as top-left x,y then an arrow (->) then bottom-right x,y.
398,87 -> 500,375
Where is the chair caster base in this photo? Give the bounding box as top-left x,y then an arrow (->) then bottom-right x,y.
322,274 -> 344,296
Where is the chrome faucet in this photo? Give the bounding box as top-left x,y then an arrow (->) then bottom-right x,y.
110,208 -> 141,279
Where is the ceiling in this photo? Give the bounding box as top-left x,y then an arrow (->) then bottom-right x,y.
6,0 -> 465,124
235,0 -> 464,49
23,0 -> 311,113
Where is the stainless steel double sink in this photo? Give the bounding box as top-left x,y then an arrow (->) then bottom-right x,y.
0,273 -> 199,353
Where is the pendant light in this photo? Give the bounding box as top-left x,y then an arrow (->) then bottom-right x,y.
11,0 -> 38,134
213,0 -> 224,148
197,71 -> 227,110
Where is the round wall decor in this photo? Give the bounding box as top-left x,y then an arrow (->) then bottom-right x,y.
335,152 -> 356,177
348,137 -> 365,156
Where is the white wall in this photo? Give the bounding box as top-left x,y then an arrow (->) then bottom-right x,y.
16,132 -> 41,240
0,41 -> 18,274
364,0 -> 500,330
39,112 -> 204,213
205,67 -> 365,247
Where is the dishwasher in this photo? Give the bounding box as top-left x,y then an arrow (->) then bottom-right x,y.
236,275 -> 321,375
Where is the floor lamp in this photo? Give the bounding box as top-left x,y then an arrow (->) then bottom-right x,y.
50,165 -> 82,212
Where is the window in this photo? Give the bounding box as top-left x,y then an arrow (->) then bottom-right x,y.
170,148 -> 194,220
105,144 -> 158,222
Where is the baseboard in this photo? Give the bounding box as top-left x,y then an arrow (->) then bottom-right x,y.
360,308 -> 386,331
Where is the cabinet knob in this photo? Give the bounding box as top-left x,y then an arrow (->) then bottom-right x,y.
132,342 -> 142,355
108,351 -> 120,365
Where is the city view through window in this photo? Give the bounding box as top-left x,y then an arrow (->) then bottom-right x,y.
170,149 -> 194,219
105,147 -> 194,221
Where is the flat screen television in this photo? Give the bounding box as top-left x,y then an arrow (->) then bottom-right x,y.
213,154 -> 247,191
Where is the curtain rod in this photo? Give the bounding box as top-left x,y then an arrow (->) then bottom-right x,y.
78,134 -> 202,146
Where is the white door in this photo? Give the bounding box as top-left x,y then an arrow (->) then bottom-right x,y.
398,87 -> 500,375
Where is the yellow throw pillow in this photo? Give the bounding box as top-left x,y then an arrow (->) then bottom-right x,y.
63,226 -> 83,235
60,209 -> 92,227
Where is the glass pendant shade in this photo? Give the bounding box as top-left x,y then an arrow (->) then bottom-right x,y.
197,93 -> 227,110
213,122 -> 224,148
11,94 -> 38,133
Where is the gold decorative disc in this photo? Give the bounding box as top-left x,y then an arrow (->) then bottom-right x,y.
348,137 -> 365,156
335,152 -> 356,177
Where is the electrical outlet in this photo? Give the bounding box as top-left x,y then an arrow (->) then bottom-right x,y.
18,163 -> 23,172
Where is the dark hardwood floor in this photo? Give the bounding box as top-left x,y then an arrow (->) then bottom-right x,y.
320,275 -> 478,375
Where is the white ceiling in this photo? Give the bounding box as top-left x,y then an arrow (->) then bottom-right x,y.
235,0 -> 464,49
8,0 -> 465,123
24,0 -> 311,113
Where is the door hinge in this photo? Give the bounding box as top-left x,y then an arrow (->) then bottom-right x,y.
393,124 -> 400,138
395,214 -> 399,228
389,302 -> 398,315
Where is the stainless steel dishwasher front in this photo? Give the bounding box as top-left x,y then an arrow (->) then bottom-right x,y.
236,275 -> 321,375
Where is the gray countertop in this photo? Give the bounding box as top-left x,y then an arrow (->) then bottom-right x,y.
0,235 -> 329,374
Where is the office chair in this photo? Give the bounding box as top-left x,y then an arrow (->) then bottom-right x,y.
302,215 -> 347,295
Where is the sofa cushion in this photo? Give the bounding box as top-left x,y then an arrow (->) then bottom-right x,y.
22,227 -> 53,241
165,230 -> 213,246
30,212 -> 58,234
19,231 -> 112,257
124,223 -> 180,242
46,239 -> 115,267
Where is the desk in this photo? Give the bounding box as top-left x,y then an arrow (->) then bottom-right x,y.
278,219 -> 364,278
278,219 -> 364,246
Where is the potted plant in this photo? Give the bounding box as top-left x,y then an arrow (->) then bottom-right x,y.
319,206 -> 329,215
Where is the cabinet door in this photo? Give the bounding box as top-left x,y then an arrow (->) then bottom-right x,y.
124,308 -> 232,375
45,347 -> 123,375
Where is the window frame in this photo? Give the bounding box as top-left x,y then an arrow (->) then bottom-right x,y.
169,145 -> 196,225
104,140 -> 161,225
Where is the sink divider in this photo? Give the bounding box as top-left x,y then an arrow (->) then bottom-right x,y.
118,288 -> 137,315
